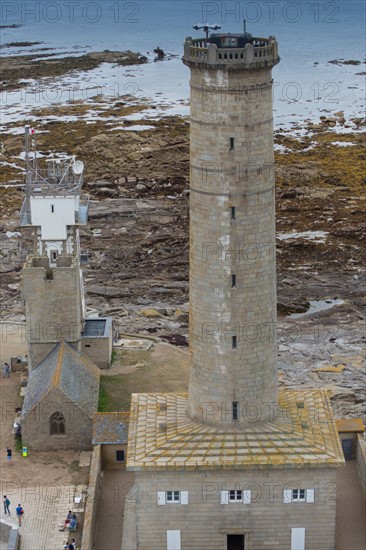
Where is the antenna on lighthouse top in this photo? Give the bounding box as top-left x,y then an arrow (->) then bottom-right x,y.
243,19 -> 247,34
25,125 -> 30,185
193,23 -> 221,42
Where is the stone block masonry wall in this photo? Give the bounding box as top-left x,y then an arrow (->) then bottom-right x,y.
21,388 -> 93,451
22,258 -> 82,369
101,444 -> 127,470
81,445 -> 102,550
127,468 -> 338,550
187,64 -> 278,424
81,337 -> 111,369
356,434 -> 366,495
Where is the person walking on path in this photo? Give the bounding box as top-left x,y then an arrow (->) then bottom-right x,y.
2,362 -> 10,378
3,495 -> 10,515
15,504 -> 24,526
6,447 -> 12,464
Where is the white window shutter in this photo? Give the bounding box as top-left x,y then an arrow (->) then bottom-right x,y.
181,491 -> 189,505
167,530 -> 181,550
291,527 -> 305,550
158,491 -> 166,506
283,489 -> 292,503
243,490 -> 251,504
306,489 -> 315,503
220,490 -> 229,504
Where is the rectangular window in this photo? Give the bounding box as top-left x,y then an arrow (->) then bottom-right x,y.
232,401 -> 238,421
292,489 -> 306,502
229,137 -> 235,151
227,534 -> 244,550
229,489 -> 242,502
231,274 -> 236,288
50,251 -> 57,262
51,204 -> 55,213
284,489 -> 314,503
221,490 -> 251,505
116,450 -> 125,462
231,206 -> 236,220
166,491 -> 180,503
159,491 -> 188,506
232,336 -> 237,349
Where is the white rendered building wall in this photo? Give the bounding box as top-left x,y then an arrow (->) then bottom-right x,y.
30,196 -> 79,240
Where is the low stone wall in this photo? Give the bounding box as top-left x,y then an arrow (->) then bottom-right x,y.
356,434 -> 366,495
0,520 -> 19,550
80,445 -> 102,550
7,526 -> 20,550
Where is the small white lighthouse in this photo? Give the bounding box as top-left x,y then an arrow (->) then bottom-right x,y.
21,126 -> 88,266
21,126 -> 89,368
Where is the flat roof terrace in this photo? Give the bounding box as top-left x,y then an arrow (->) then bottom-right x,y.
82,317 -> 112,338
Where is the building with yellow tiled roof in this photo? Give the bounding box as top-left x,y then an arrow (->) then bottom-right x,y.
121,28 -> 344,550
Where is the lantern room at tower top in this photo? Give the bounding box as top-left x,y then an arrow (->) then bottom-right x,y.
183,30 -> 279,69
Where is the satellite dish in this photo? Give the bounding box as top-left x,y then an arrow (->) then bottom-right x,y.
72,160 -> 84,175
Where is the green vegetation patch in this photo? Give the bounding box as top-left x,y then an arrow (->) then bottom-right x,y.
98,346 -> 189,412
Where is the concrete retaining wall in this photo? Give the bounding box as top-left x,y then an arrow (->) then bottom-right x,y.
0,520 -> 19,550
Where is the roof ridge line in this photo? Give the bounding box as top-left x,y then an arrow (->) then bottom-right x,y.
51,340 -> 64,387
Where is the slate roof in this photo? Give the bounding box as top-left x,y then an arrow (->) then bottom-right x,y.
126,390 -> 345,471
22,340 -> 100,417
92,412 -> 129,444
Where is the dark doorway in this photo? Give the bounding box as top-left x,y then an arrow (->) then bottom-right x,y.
341,438 -> 354,460
227,534 -> 245,550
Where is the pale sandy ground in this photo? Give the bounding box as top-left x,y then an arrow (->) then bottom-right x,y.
0,321 -> 27,365
0,326 -> 89,550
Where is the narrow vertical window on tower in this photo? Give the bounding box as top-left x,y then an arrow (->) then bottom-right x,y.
232,401 -> 238,421
231,206 -> 236,220
231,274 -> 236,288
51,204 -> 55,213
229,137 -> 235,150
232,336 -> 237,349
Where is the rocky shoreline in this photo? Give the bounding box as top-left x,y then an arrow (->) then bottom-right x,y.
0,49 -> 147,92
0,52 -> 365,420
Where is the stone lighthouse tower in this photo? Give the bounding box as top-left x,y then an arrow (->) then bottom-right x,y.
20,126 -> 88,368
123,28 -> 343,550
184,30 -> 279,425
